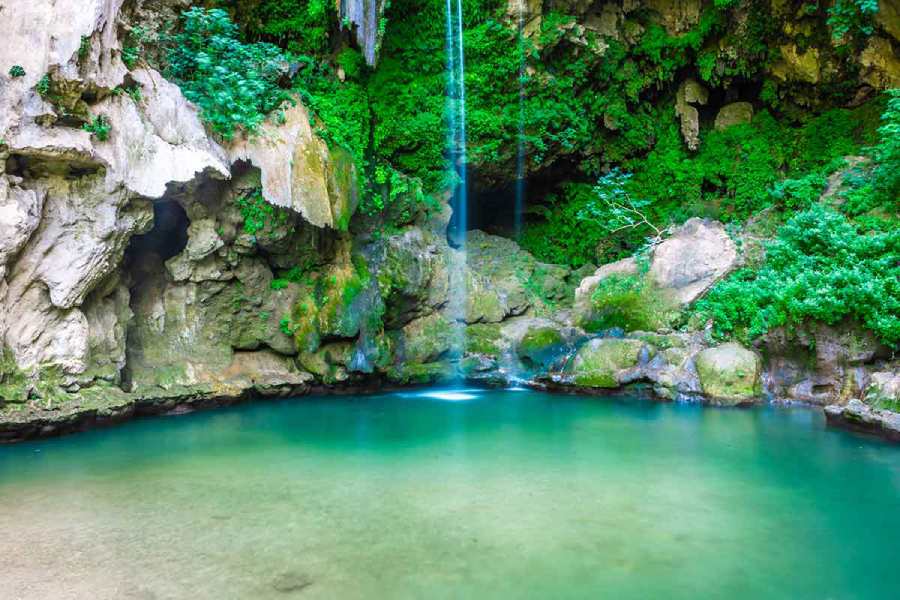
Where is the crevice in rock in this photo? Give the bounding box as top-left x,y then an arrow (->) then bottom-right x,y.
120,199 -> 190,391
4,153 -> 104,180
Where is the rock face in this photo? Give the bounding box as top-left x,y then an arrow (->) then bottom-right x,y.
762,321 -> 890,406
228,103 -> 357,230
694,343 -> 762,406
339,0 -> 388,66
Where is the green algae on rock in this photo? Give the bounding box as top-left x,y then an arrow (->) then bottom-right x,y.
694,342 -> 762,406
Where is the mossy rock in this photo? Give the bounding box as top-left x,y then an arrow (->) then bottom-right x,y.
863,372 -> 900,412
583,274 -> 680,333
385,361 -> 454,385
694,343 -> 762,405
517,326 -> 566,369
298,342 -> 354,383
568,338 -> 648,388
399,313 -> 453,363
465,323 -> 503,357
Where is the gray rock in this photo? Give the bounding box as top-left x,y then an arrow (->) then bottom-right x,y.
714,102 -> 754,130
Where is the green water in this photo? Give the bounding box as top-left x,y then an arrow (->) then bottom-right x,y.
1,389 -> 898,599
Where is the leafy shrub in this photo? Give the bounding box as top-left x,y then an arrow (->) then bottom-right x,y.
220,0 -> 338,57
768,172 -> 828,210
840,90 -> 900,216
828,0 -> 879,42
696,205 -> 900,347
235,188 -> 290,236
8,65 -> 25,78
83,115 -> 111,141
121,26 -> 149,69
36,74 -> 50,97
163,8 -> 293,139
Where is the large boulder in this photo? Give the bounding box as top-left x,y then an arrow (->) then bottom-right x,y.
573,218 -> 737,329
516,325 -> 567,370
567,338 -> 650,388
694,343 -> 762,405
647,218 -> 738,304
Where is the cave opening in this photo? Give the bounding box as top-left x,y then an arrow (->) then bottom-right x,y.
465,159 -> 585,239
119,199 -> 190,391
125,199 -> 190,266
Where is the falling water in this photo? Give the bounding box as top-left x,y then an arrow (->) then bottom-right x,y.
514,0 -> 527,240
446,0 -> 468,360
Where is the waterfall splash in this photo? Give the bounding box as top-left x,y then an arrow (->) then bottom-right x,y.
445,0 -> 468,361
514,1 -> 527,240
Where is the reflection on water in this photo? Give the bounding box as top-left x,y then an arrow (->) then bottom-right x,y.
1,389 -> 898,599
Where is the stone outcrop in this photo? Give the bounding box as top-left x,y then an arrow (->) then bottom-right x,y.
573,218 -> 738,328
714,102 -> 754,131
675,79 -> 708,150
228,103 -> 357,229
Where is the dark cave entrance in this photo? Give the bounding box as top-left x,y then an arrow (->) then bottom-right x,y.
120,200 -> 190,390
464,159 -> 585,239
125,200 -> 190,266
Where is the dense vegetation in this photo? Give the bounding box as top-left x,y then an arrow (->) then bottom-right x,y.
148,2 -> 897,348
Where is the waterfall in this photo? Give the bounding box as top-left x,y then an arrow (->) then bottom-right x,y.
445,0 -> 468,361
514,1 -> 526,240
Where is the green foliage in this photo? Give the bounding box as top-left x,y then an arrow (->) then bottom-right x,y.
519,183 -> 605,267
235,188 -> 290,236
524,99 -> 884,266
768,172 -> 828,210
36,74 -> 50,97
8,65 -> 25,78
122,26 -> 149,69
827,0 -> 879,42
843,89 -> 900,216
163,8 -> 293,139
221,0 -> 338,56
696,205 -> 900,347
82,115 -> 111,141
78,36 -> 91,61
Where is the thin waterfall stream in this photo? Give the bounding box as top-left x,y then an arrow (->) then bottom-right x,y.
514,0 -> 527,240
445,0 -> 468,361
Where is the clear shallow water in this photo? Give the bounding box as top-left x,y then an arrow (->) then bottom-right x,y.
1,389 -> 898,600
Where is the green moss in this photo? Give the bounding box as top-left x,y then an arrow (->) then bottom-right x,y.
584,274 -> 679,333
569,338 -> 647,388
0,346 -> 29,405
465,323 -> 502,357
385,361 -> 454,385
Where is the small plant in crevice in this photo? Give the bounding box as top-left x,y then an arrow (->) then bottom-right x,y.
8,65 -> 25,78
121,25 -> 149,70
36,74 -> 51,97
78,35 -> 91,62
234,188 -> 291,237
83,115 -> 111,141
